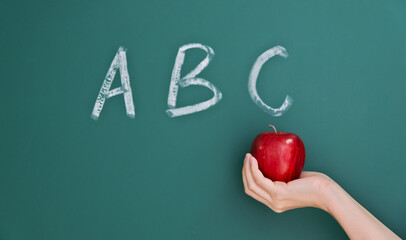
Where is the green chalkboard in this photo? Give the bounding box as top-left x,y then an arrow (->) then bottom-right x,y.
1,0 -> 405,239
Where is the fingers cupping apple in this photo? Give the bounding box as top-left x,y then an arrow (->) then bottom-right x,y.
243,153 -> 332,213
243,153 -> 292,213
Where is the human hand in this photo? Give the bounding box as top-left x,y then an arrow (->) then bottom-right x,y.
242,153 -> 402,239
242,153 -> 336,213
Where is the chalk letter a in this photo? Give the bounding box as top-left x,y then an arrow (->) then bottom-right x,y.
91,46 -> 135,120
166,43 -> 222,117
248,46 -> 293,117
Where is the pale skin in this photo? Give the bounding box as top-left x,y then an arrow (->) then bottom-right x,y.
242,153 -> 401,240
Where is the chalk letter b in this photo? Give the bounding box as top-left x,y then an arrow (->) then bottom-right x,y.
166,43 -> 222,117
91,47 -> 135,120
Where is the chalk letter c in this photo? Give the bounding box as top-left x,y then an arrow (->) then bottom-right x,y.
248,46 -> 293,117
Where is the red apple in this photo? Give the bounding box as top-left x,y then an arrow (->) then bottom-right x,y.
250,125 -> 305,183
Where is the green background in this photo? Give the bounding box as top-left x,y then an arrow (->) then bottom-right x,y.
1,0 -> 405,239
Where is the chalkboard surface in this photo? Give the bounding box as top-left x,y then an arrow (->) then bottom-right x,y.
1,0 -> 405,239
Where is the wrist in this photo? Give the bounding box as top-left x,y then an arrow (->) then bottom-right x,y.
316,177 -> 343,213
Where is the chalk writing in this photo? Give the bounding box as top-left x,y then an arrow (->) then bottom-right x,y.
166,43 -> 222,117
91,44 -> 294,120
91,47 -> 135,120
248,46 -> 293,117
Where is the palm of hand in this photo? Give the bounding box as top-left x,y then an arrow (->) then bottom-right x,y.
243,153 -> 332,213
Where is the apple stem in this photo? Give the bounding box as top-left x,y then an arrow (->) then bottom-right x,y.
269,124 -> 277,133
